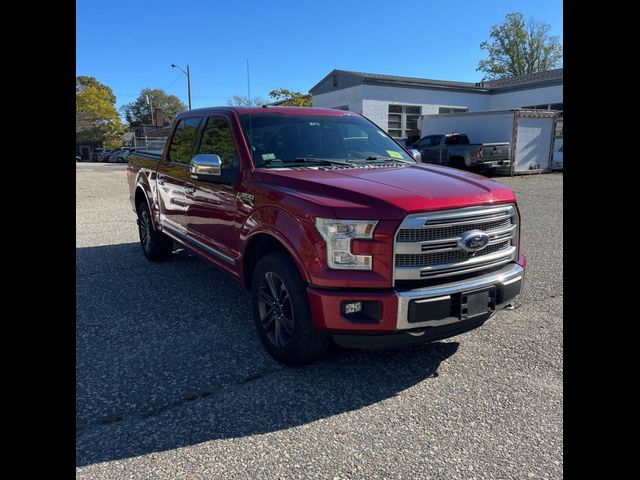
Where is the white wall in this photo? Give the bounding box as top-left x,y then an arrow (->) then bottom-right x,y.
312,82 -> 563,135
311,85 -> 364,113
490,85 -> 563,110
359,84 -> 492,131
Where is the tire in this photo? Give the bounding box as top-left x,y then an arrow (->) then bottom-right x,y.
450,157 -> 465,170
251,251 -> 330,365
136,201 -> 173,261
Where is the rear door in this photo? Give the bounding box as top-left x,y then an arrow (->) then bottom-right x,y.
513,116 -> 554,172
156,116 -> 203,234
185,114 -> 242,266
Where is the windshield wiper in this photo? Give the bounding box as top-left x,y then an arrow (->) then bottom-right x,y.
364,155 -> 413,164
284,157 -> 355,166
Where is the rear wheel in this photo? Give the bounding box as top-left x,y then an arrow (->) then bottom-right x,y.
450,157 -> 465,170
251,252 -> 330,365
136,201 -> 173,260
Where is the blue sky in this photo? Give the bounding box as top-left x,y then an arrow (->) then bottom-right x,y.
76,0 -> 562,113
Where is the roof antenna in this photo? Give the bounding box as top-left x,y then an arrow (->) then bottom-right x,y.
246,59 -> 253,159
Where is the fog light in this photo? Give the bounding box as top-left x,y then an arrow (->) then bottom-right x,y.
340,300 -> 382,323
343,301 -> 363,315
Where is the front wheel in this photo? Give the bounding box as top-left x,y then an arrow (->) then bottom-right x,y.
251,252 -> 330,365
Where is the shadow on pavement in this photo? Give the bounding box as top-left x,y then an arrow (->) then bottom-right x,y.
76,242 -> 459,466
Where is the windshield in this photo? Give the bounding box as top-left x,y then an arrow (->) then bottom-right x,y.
239,113 -> 414,168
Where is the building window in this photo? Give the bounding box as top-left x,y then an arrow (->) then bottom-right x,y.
523,103 -> 563,111
438,107 -> 468,114
388,104 -> 421,138
333,105 -> 349,111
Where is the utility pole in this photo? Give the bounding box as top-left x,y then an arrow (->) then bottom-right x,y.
171,63 -> 192,110
186,64 -> 192,110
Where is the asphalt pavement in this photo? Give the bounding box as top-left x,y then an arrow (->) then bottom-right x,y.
76,163 -> 563,479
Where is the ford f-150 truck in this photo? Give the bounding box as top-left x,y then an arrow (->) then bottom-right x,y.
409,133 -> 511,171
128,106 -> 525,365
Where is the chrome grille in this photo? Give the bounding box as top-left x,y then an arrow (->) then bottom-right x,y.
395,240 -> 512,267
397,217 -> 511,242
394,204 -> 519,282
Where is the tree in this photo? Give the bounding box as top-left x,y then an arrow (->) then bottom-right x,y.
76,76 -> 124,147
226,95 -> 266,106
477,12 -> 563,80
121,88 -> 187,130
268,88 -> 312,107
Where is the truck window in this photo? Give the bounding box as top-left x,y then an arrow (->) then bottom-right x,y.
239,113 -> 414,167
168,117 -> 202,164
416,136 -> 431,148
197,116 -> 239,168
444,134 -> 470,145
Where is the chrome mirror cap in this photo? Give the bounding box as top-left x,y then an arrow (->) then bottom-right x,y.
408,148 -> 422,162
190,154 -> 222,179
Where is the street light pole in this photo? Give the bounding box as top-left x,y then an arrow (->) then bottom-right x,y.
186,64 -> 191,110
171,63 -> 192,110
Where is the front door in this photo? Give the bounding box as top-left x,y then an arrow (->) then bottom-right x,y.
156,116 -> 203,235
186,115 -> 241,266
420,135 -> 443,164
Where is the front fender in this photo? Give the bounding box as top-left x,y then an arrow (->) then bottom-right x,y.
241,206 -> 318,285
241,206 -> 395,289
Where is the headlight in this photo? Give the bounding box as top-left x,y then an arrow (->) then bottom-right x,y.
315,218 -> 378,270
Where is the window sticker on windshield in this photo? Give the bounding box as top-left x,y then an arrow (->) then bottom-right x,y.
262,153 -> 276,160
386,150 -> 404,159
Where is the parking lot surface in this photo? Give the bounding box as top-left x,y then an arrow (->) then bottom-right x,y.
76,163 -> 563,479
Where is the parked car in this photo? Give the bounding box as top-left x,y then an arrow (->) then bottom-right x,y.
92,148 -> 105,162
409,133 -> 511,171
97,149 -> 114,162
128,106 -> 525,365
108,148 -> 133,163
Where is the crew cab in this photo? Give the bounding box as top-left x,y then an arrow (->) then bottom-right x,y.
410,133 -> 511,171
127,107 -> 525,365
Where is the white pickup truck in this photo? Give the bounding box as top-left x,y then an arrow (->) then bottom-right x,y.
409,133 -> 511,172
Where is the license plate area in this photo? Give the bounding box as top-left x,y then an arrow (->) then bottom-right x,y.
459,287 -> 496,320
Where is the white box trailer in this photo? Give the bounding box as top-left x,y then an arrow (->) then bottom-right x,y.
418,109 -> 557,175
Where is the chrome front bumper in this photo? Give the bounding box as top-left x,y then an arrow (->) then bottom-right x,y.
396,262 -> 524,330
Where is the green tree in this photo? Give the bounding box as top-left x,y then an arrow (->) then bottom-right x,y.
121,88 -> 187,130
226,95 -> 266,106
76,76 -> 124,147
268,88 -> 312,106
477,12 -> 563,80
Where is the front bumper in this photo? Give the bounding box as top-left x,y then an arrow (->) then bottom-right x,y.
307,260 -> 525,347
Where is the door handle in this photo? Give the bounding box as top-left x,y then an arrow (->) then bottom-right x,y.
184,183 -> 196,195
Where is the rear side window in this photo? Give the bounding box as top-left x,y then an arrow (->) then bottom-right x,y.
197,116 -> 239,168
168,117 -> 202,164
444,134 -> 469,145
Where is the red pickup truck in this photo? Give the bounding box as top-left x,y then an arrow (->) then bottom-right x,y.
127,106 -> 525,365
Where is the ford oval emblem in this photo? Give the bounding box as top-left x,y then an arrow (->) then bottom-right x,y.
458,230 -> 491,252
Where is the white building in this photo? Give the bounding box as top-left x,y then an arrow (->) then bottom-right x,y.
310,69 -> 563,139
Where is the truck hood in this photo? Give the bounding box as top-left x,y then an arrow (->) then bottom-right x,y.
259,163 -> 516,219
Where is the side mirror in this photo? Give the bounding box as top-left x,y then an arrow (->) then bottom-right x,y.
190,154 -> 222,181
408,148 -> 422,163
